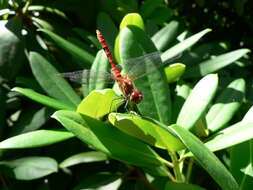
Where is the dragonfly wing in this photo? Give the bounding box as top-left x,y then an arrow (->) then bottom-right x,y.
57,70 -> 115,84
124,52 -> 180,79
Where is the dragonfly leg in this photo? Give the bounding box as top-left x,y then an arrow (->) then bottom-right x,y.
110,96 -> 125,112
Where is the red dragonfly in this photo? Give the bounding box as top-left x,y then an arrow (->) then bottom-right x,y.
58,30 -> 178,105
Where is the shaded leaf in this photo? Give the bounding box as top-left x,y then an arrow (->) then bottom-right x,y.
0,156 -> 58,180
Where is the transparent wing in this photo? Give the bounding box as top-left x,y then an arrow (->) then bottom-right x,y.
57,70 -> 115,84
124,52 -> 180,80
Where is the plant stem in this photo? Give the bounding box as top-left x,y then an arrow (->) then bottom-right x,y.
186,158 -> 194,183
161,157 -> 174,168
10,0 -> 18,9
169,151 -> 183,182
23,0 -> 33,14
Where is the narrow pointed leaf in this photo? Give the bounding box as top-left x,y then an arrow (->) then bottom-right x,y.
60,151 -> 107,168
207,78 -> 245,132
177,74 -> 218,131
29,52 -> 81,107
88,50 -> 110,92
161,29 -> 212,62
171,125 -> 239,190
12,87 -> 74,110
38,28 -> 95,65
152,20 -> 179,51
184,49 -> 251,78
0,129 -> 74,149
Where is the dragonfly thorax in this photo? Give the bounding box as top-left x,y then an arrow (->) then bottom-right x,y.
130,90 -> 144,104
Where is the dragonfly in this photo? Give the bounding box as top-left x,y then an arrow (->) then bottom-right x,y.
58,30 -> 179,106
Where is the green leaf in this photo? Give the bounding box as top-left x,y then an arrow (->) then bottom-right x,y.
28,5 -> 69,21
88,50 -> 110,93
109,113 -> 184,151
12,87 -> 74,110
164,63 -> 185,83
29,51 -> 81,107
171,125 -> 239,190
171,82 -> 191,123
139,0 -> 163,18
72,172 -> 121,190
9,106 -> 53,136
0,17 -> 25,80
0,86 -> 6,137
52,110 -> 168,176
120,13 -> 145,31
0,129 -> 74,149
120,26 -> 172,124
165,181 -> 206,190
0,156 -> 58,180
77,89 -> 122,119
114,13 -> 145,64
161,29 -> 212,62
59,151 -> 107,168
230,141 -> 253,190
177,74 -> 218,131
96,12 -> 118,50
183,106 -> 253,158
73,28 -> 101,49
38,28 -> 95,65
152,20 -> 179,51
206,78 -> 245,132
184,49 -> 251,78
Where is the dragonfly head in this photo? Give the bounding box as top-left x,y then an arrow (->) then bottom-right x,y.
130,90 -> 144,104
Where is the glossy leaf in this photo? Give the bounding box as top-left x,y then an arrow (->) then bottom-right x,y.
199,105 -> 253,154
0,17 -> 25,80
12,87 -> 74,110
120,26 -> 172,124
9,106 -> 53,136
171,125 -> 239,190
88,50 -> 110,93
114,13 -> 145,64
38,28 -> 95,65
206,78 -> 245,132
60,151 -> 107,168
109,113 -> 184,151
77,89 -> 122,119
52,110 -> 168,176
184,49 -> 251,78
171,82 -> 191,123
164,63 -> 186,83
119,13 -> 145,31
152,20 -> 179,51
161,29 -> 212,62
0,157 -> 58,180
177,74 -> 218,131
29,51 -> 81,107
0,129 -> 74,149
